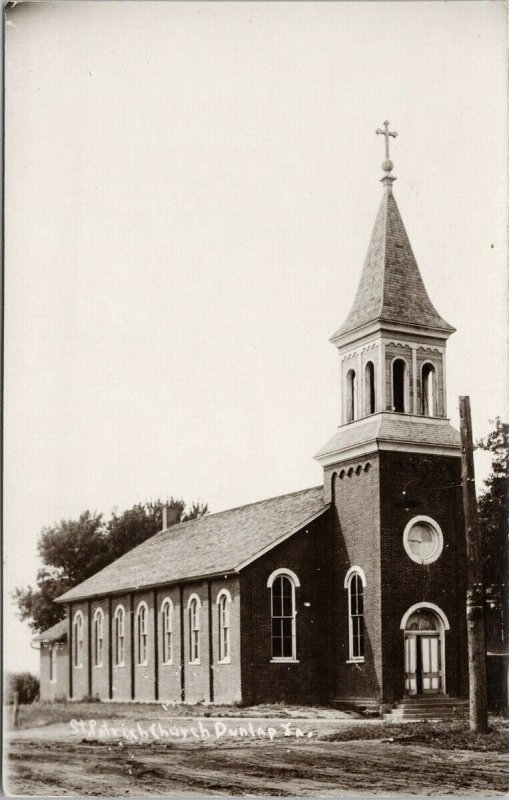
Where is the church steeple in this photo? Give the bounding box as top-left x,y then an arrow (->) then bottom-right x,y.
332,123 -> 454,345
315,124 -> 461,470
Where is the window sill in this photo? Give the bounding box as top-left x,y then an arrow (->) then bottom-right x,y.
270,658 -> 299,664
137,662 -> 149,667
74,665 -> 83,670
161,660 -> 174,667
49,679 -> 57,684
114,663 -> 125,669
94,664 -> 103,669
218,658 -> 231,665
346,658 -> 365,664
189,660 -> 201,666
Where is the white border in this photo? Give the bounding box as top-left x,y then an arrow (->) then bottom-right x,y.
403,515 -> 444,565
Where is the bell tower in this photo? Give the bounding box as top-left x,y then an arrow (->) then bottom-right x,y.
316,122 -> 461,486
316,125 -> 468,706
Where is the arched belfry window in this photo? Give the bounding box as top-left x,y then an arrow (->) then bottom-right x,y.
421,363 -> 437,416
392,358 -> 408,413
364,361 -> 376,415
346,369 -> 356,422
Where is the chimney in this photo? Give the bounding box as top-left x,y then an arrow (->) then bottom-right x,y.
162,504 -> 180,531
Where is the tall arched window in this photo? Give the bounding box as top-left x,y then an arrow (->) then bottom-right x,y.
73,611 -> 84,668
136,602 -> 149,665
188,595 -> 201,664
392,358 -> 408,413
217,590 -> 231,663
161,598 -> 173,665
364,361 -> 376,415
93,608 -> 104,667
346,369 -> 356,422
344,567 -> 366,662
114,605 -> 125,667
421,363 -> 437,416
267,568 -> 300,661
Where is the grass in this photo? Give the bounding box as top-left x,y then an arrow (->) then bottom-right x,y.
322,718 -> 509,752
6,700 -> 352,731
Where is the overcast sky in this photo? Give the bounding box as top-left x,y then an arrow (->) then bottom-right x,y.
5,1 -> 507,674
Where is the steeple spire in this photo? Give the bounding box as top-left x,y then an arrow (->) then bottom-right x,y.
331,125 -> 454,342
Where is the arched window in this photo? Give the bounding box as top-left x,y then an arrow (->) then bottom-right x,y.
136,602 -> 149,666
344,567 -> 365,662
392,358 -> 408,413
161,598 -> 173,665
421,363 -> 437,416
346,369 -> 356,422
364,361 -> 376,415
188,595 -> 201,664
114,605 -> 125,667
93,608 -> 104,667
267,569 -> 300,661
217,590 -> 231,663
73,611 -> 84,668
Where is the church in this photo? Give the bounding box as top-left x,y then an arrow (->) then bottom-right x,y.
36,126 -> 469,714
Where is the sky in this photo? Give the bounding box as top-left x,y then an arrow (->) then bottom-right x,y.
5,1 -> 508,674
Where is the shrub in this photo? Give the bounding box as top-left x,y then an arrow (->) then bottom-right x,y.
6,672 -> 40,705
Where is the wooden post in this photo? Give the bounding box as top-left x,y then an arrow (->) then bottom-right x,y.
459,395 -> 488,732
208,580 -> 214,704
180,585 -> 185,702
108,597 -> 113,700
12,691 -> 19,728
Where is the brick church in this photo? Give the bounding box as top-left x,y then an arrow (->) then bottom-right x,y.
36,128 -> 469,711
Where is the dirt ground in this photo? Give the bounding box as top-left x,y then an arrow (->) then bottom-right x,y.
5,709 -> 509,796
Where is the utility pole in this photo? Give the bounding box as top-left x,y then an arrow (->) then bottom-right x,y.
459,395 -> 488,732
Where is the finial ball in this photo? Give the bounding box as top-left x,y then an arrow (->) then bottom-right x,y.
382,158 -> 394,172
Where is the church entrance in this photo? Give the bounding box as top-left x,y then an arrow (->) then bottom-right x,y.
404,609 -> 444,695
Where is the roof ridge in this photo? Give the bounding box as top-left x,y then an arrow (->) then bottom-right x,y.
163,484 -> 325,534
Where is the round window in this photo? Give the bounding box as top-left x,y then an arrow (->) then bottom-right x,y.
403,516 -> 443,565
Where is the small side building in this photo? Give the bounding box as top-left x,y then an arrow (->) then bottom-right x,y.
33,619 -> 69,701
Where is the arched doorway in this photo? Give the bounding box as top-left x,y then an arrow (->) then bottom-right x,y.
400,604 -> 449,696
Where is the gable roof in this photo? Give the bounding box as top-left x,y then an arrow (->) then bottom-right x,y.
332,188 -> 454,340
33,618 -> 67,642
56,486 -> 328,603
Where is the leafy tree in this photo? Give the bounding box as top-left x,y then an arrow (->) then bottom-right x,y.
14,498 -> 208,633
477,418 -> 509,647
6,672 -> 40,705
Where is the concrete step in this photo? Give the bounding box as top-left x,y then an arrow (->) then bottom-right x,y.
384,696 -> 468,722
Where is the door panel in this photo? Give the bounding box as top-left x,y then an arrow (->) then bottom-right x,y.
421,635 -> 440,693
404,635 -> 417,695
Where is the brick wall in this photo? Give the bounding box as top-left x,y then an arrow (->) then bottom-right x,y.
379,450 -> 468,702
327,456 -> 383,701
239,515 -> 333,706
90,598 -> 109,700
156,586 -> 182,703
112,594 -> 132,701
69,601 -> 89,700
210,577 -> 242,704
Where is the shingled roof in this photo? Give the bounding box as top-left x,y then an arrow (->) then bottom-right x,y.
332,187 -> 454,339
56,486 -> 328,603
33,618 -> 67,642
315,413 -> 461,461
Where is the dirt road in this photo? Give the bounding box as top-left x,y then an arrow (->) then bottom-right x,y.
6,720 -> 509,796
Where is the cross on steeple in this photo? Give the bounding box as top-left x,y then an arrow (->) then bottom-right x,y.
376,120 -> 398,162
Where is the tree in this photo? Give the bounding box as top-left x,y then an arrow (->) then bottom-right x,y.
477,417 -> 509,647
14,497 -> 208,633
6,672 -> 40,705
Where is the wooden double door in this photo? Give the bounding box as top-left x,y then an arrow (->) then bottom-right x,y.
404,633 -> 442,695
